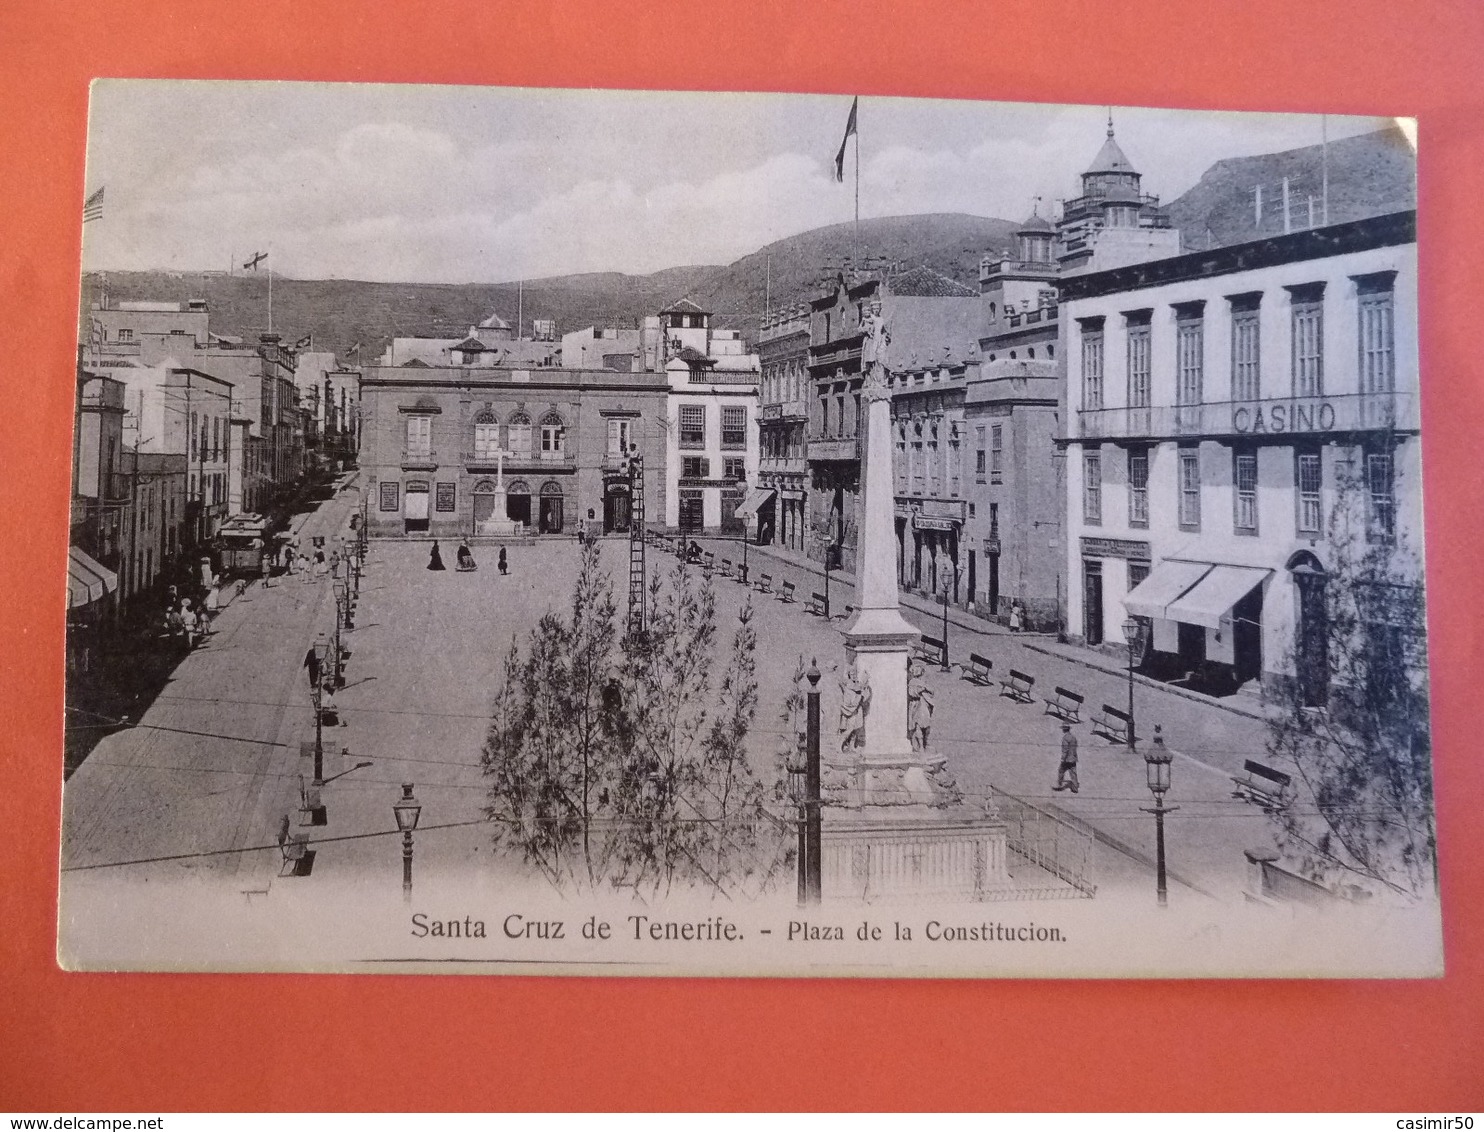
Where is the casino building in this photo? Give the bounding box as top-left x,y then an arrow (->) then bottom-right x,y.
1059,210 -> 1419,701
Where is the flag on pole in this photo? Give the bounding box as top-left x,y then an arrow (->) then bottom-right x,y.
82,186 -> 105,222
243,250 -> 268,272
834,97 -> 858,183
294,333 -> 312,350
348,342 -> 361,361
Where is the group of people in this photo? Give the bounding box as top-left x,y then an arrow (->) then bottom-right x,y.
428,539 -> 507,575
162,584 -> 212,649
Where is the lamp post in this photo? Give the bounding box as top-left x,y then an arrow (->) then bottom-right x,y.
938,559 -> 954,671
392,782 -> 422,903
309,633 -> 330,786
802,659 -> 822,905
1122,616 -> 1140,751
823,542 -> 835,620
1141,725 -> 1177,907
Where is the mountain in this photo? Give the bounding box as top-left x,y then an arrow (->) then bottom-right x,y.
1163,125 -> 1416,251
78,213 -> 1016,360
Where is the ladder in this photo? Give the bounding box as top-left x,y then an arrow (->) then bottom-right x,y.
626,452 -> 645,637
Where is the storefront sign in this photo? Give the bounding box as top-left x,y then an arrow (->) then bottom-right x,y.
1231,398 -> 1336,434
983,537 -> 1002,556
914,516 -> 958,532
1080,536 -> 1151,560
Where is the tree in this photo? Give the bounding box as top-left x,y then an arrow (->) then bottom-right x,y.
482,544 -> 783,896
1264,452 -> 1435,898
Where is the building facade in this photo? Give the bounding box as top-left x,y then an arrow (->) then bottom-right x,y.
755,303 -> 811,550
1060,210 -> 1419,701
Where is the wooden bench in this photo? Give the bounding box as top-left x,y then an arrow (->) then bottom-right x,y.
753,573 -> 773,594
718,557 -> 733,578
1232,760 -> 1292,809
701,551 -> 716,575
913,635 -> 946,667
999,669 -> 1035,703
806,592 -> 828,617
959,652 -> 994,686
777,580 -> 797,603
1043,686 -> 1085,724
1091,704 -> 1135,745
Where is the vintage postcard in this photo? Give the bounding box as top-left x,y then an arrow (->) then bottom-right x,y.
60,81 -> 1438,976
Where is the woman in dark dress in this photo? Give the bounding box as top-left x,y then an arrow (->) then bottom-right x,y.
427,541 -> 446,571
498,547 -> 508,575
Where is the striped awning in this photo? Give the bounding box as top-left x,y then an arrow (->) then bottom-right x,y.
733,487 -> 775,520
68,547 -> 118,610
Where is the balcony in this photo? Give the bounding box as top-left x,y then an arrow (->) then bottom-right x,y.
401,448 -> 438,470
760,455 -> 807,476
1074,391 -> 1420,442
807,435 -> 862,462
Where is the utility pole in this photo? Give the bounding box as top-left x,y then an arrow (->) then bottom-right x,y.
803,659 -> 822,905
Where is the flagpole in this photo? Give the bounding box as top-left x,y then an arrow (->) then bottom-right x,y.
854,105 -> 861,269
267,247 -> 273,336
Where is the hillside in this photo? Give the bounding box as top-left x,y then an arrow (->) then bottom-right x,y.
79,212 -> 1015,361
1163,125 -> 1415,250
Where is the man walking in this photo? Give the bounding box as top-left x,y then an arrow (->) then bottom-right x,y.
1053,723 -> 1079,793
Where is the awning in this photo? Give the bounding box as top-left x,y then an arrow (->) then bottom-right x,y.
1165,565 -> 1271,629
68,547 -> 118,610
733,487 -> 776,520
1122,560 -> 1210,620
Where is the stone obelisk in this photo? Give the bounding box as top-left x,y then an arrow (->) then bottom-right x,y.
825,310 -> 960,809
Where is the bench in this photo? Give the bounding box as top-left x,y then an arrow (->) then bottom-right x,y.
753,573 -> 773,594
1091,704 -> 1136,745
959,652 -> 994,686
1043,686 -> 1085,724
999,669 -> 1035,703
778,580 -> 797,604
913,635 -> 946,667
701,551 -> 716,576
1232,759 -> 1292,809
806,592 -> 829,617
718,557 -> 733,578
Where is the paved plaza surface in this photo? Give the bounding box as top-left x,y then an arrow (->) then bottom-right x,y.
61,483 -> 1287,907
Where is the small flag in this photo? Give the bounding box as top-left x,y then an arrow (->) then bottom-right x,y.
82,186 -> 105,222
348,342 -> 361,361
834,97 -> 858,183
243,250 -> 268,272
294,333 -> 312,350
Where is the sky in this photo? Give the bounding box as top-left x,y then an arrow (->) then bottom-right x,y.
79,82 -> 1397,285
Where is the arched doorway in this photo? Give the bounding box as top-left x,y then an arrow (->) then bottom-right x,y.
472,479 -> 500,535
505,479 -> 532,530
603,477 -> 631,533
1288,551 -> 1329,707
538,481 -> 565,534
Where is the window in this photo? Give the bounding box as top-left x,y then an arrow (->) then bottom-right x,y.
606,417 -> 633,457
948,421 -> 962,496
474,412 -> 500,459
117,328 -> 133,343
435,482 -> 456,512
988,503 -> 1000,541
212,417 -> 220,461
680,405 -> 706,449
1126,314 -> 1151,409
539,413 -> 565,461
1179,448 -> 1201,529
895,423 -> 908,490
1234,448 -> 1258,534
721,405 -> 746,449
910,422 -> 924,491
507,413 -> 532,458
1290,285 -> 1325,397
1367,451 -> 1395,543
1083,450 -> 1102,525
723,457 -> 746,481
1230,295 -> 1262,401
379,481 -> 399,511
835,394 -> 846,438
1296,449 -> 1323,534
927,419 -> 941,494
1080,320 -> 1105,410
1358,278 -> 1396,395
681,456 -> 710,479
190,412 -> 198,460
1175,305 -> 1205,406
974,426 -> 986,480
990,424 -> 1003,484
405,415 -> 432,458
1128,449 -> 1149,528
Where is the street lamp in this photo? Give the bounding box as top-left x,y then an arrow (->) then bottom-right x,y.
938,559 -> 955,671
393,782 -> 422,903
1141,725 -> 1178,908
1122,616 -> 1140,751
802,659 -> 822,905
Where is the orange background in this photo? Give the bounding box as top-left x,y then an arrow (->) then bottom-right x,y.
3,0 -> 1482,1111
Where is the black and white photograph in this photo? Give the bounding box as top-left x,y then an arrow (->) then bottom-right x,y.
60,81 -> 1437,976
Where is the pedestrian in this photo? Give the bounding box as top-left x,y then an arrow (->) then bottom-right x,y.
1053,723 -> 1079,793
498,546 -> 508,576
1009,600 -> 1023,633
297,552 -> 311,581
456,538 -> 477,571
303,643 -> 321,689
427,541 -> 446,571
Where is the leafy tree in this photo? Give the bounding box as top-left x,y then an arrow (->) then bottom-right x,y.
1264,455 -> 1435,898
482,544 -> 782,895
